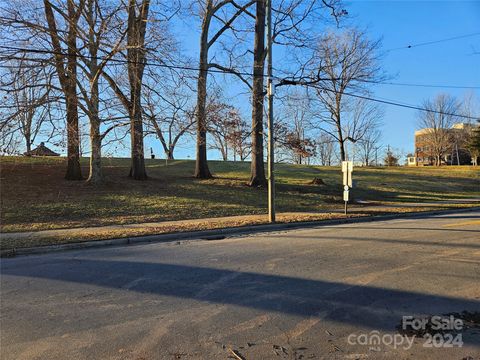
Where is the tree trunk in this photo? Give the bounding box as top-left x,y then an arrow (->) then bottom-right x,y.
64,80 -> 82,180
248,0 -> 266,187
338,137 -> 346,162
87,119 -> 102,184
127,0 -> 149,180
194,65 -> 212,178
129,94 -> 147,179
86,1 -> 103,185
25,136 -> 31,154
194,8 -> 212,179
44,0 -> 82,180
64,1 -> 82,180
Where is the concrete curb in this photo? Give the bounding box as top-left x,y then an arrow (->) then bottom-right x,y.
2,206 -> 479,258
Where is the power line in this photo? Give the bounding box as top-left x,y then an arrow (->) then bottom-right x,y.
386,32 -> 480,52
1,45 -> 479,89
309,84 -> 478,121
0,45 -> 256,78
361,80 -> 479,90
0,45 -> 478,120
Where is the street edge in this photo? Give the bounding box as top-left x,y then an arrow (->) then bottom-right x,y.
2,206 -> 479,258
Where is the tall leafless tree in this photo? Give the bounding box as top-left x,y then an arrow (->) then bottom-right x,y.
192,0 -> 255,178
75,0 -> 127,183
125,0 -> 150,179
43,0 -> 85,179
311,28 -> 383,161
101,1 -> 178,179
249,0 -> 344,183
143,72 -> 195,160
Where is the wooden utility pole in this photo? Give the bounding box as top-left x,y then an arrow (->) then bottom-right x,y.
266,0 -> 275,222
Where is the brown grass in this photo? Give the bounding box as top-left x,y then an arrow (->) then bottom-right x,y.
1,156 -> 478,249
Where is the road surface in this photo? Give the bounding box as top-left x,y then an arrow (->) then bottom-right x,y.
1,211 -> 480,359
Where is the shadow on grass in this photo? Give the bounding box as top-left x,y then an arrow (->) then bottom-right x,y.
2,160 -> 477,232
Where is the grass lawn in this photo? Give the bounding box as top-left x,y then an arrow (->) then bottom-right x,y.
1,156 -> 479,237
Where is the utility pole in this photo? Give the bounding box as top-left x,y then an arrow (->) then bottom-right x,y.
266,0 -> 275,222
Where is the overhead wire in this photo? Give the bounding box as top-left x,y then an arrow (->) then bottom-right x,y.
385,32 -> 480,52
0,45 -> 478,120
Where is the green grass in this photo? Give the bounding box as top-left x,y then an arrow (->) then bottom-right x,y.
1,156 -> 479,234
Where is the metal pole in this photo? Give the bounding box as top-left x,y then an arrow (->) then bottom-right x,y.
266,0 -> 275,223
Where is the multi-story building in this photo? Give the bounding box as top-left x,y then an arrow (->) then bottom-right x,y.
407,123 -> 476,166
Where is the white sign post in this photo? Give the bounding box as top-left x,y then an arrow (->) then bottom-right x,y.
342,161 -> 353,215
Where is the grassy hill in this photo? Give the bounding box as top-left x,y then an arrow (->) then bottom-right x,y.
1,156 -> 479,234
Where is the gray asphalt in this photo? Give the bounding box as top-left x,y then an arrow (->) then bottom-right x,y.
1,211 -> 479,359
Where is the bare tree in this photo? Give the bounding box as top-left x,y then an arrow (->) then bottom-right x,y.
75,0 -> 127,183
248,0 -> 341,184
310,29 -> 383,161
417,93 -> 459,166
43,0 -> 84,179
316,133 -> 335,165
192,0 -> 255,178
358,128 -> 381,166
100,1 -> 179,179
143,73 -> 195,160
0,58 -> 57,154
1,0 -> 124,181
125,0 -> 150,179
278,90 -> 316,164
345,99 -> 383,165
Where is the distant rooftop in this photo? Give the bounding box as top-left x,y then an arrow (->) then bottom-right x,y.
415,123 -> 477,136
24,142 -> 60,157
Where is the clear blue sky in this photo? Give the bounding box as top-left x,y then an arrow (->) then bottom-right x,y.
340,0 -> 480,155
153,0 -> 480,161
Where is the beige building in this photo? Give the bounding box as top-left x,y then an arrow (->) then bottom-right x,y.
407,123 -> 476,166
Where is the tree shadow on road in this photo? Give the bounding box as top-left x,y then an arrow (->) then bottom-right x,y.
2,258 -> 479,345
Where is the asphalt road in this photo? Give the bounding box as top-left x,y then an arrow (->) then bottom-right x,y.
1,211 -> 480,359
